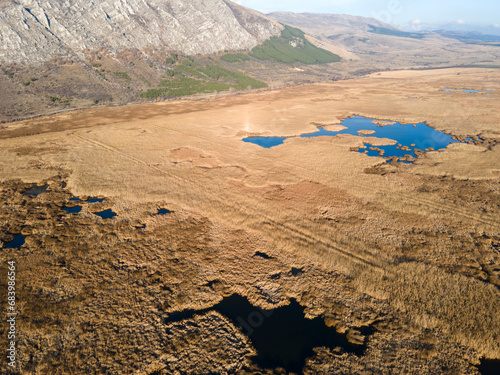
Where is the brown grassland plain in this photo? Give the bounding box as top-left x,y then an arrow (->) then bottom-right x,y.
0,68 -> 499,374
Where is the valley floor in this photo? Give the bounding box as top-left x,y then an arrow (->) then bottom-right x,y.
1,68 -> 499,374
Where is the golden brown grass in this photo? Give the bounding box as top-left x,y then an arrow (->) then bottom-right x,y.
1,68 -> 499,361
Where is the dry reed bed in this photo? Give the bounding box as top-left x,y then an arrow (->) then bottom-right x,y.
1,68 -> 499,364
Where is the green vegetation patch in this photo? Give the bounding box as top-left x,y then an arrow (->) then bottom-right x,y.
467,64 -> 500,69
140,77 -> 231,98
250,25 -> 340,64
199,65 -> 236,81
231,71 -> 267,90
113,71 -> 131,81
368,25 -> 426,39
140,61 -> 267,99
200,65 -> 267,90
164,70 -> 176,77
176,60 -> 206,79
220,53 -> 250,63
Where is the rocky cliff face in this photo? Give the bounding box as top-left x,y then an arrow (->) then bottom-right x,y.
0,0 -> 282,64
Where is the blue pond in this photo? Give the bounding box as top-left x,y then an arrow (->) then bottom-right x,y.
70,197 -> 82,202
243,136 -> 287,148
243,116 -> 460,161
95,209 -> 117,219
5,234 -> 25,249
88,198 -> 105,203
156,208 -> 172,215
64,205 -> 82,214
442,87 -> 494,93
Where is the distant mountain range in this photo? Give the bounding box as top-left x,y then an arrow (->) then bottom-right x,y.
369,25 -> 500,47
401,22 -> 500,37
268,11 -> 500,58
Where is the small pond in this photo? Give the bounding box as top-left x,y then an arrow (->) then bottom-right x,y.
156,208 -> 172,215
166,294 -> 371,373
64,205 -> 82,214
243,136 -> 288,148
478,358 -> 500,375
88,198 -> 105,203
95,209 -> 117,219
442,88 -> 494,93
4,234 -> 26,249
243,116 -> 464,161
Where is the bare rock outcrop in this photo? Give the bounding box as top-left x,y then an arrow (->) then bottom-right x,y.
0,0 -> 282,64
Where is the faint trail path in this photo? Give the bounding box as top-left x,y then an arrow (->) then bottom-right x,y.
72,128 -> 500,275
72,132 -> 385,271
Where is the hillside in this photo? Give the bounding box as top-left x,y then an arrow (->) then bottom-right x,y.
0,1 -> 345,120
2,5 -> 499,121
0,0 -> 282,64
268,12 -> 500,70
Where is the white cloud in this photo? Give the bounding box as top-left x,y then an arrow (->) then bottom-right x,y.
411,19 -> 422,25
494,24 -> 500,28
457,19 -> 465,24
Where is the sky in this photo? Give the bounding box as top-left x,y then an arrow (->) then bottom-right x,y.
234,0 -> 500,28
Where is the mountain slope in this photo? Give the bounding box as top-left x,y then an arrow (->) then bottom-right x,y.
268,11 -> 500,68
0,0 -> 290,119
0,0 -> 282,65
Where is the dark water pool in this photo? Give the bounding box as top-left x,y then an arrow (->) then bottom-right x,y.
70,197 -> 82,202
478,358 -> 500,375
95,209 -> 117,219
167,294 -> 371,373
23,184 -> 49,197
4,234 -> 26,249
156,208 -> 172,215
254,251 -> 272,259
243,116 -> 461,161
88,198 -> 105,203
64,205 -> 82,214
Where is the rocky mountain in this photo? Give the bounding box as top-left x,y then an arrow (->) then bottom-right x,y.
0,0 -> 282,65
1,5 -> 498,121
0,0 -> 292,119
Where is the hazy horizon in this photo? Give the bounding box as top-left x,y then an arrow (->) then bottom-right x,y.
235,0 -> 500,30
